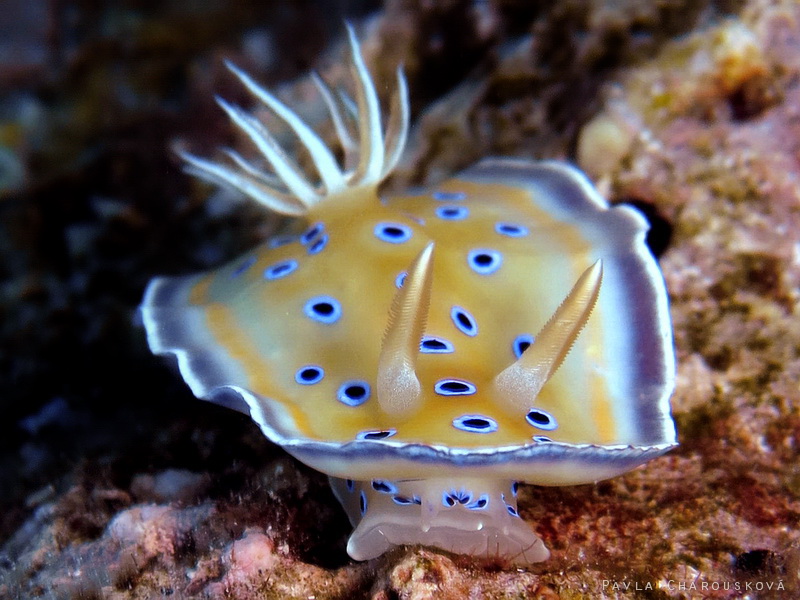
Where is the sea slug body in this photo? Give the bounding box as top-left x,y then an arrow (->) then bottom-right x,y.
140,25 -> 676,564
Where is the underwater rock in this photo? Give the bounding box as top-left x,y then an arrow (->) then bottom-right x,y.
3,0 -> 800,598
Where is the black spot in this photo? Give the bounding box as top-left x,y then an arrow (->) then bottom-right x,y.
265,259 -> 299,280
374,222 -> 412,244
314,302 -> 333,316
527,410 -> 549,425
513,334 -> 534,358
337,380 -> 371,406
295,366 -> 324,385
435,379 -> 476,396
308,234 -> 328,255
371,480 -> 396,494
301,222 -> 324,245
422,338 -> 447,350
272,263 -> 292,276
467,249 -> 502,275
420,337 -> 454,353
449,490 -> 471,504
358,429 -> 396,440
526,409 -> 558,430
467,495 -> 488,510
393,495 -> 416,505
495,222 -> 528,237
304,296 -> 341,324
452,415 -> 498,433
435,205 -> 469,220
440,381 -> 469,393
300,368 -> 318,380
451,306 -> 478,336
344,385 -> 366,400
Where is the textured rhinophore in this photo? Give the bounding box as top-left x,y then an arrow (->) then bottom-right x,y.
141,26 -> 676,564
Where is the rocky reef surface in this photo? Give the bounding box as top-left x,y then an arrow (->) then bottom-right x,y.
1,0 -> 799,598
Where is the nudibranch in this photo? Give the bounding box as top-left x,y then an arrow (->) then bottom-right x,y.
141,27 -> 676,564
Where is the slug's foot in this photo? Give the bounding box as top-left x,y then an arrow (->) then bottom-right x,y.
330,476 -> 550,565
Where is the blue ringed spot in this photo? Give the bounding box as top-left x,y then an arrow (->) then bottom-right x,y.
533,435 -> 552,443
468,249 -> 503,275
435,379 -> 477,396
467,494 -> 489,510
495,222 -> 529,237
374,222 -> 413,244
268,234 -> 295,248
395,271 -> 407,289
451,306 -> 478,336
511,482 -> 519,497
452,415 -> 498,433
295,365 -> 324,385
359,491 -> 367,515
371,480 -> 398,494
506,504 -> 519,517
303,295 -> 342,324
420,336 -> 454,354
300,222 -> 324,245
264,259 -> 299,280
356,429 -> 397,441
526,409 -> 558,430
433,191 -> 467,201
345,479 -> 355,492
231,256 -> 256,277
442,489 -> 472,506
513,334 -> 534,358
307,233 -> 328,255
392,495 -> 420,506
337,380 -> 371,406
435,205 -> 469,220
